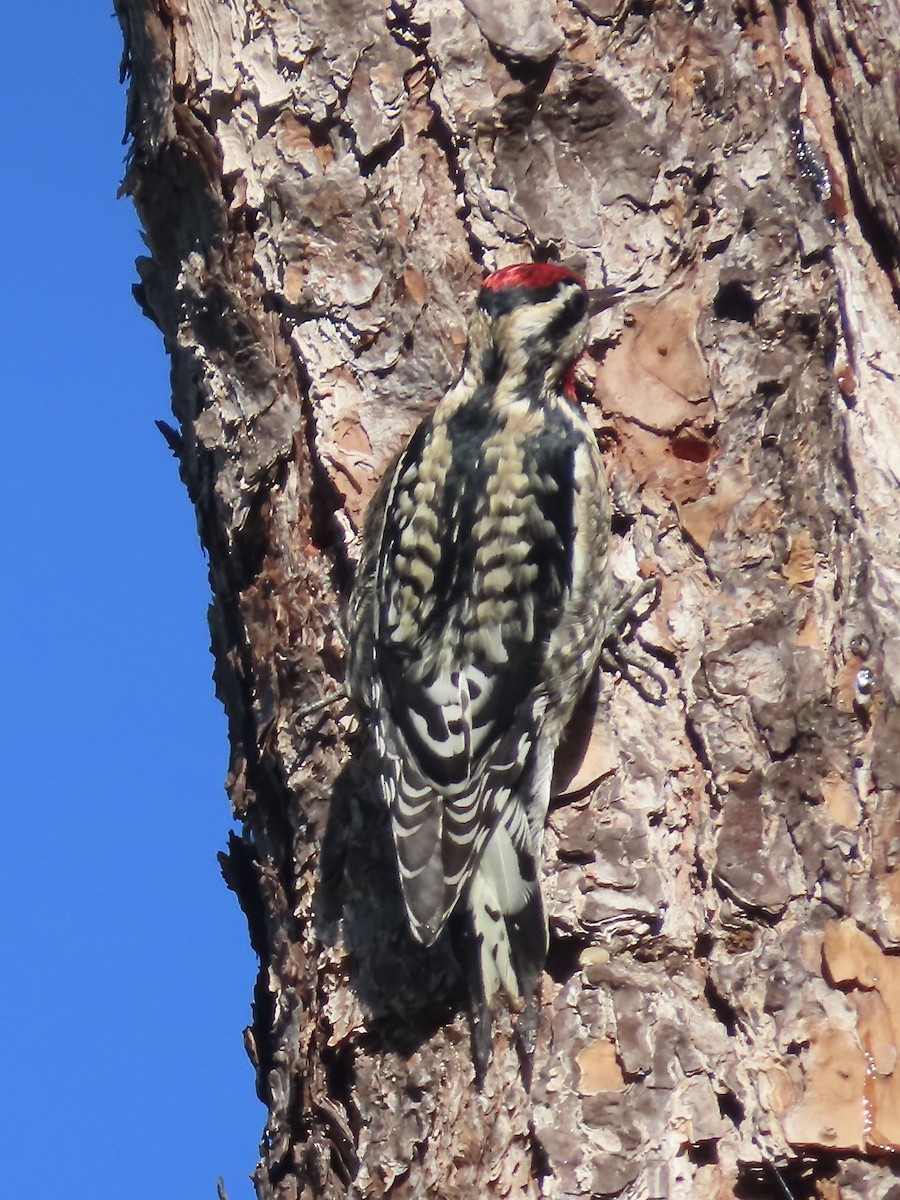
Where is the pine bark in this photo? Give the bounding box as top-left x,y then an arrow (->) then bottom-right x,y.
115,1 -> 900,1197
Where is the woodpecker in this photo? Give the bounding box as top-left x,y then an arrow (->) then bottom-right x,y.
346,262 -> 613,1063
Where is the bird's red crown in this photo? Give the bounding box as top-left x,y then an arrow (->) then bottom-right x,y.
481,263 -> 586,293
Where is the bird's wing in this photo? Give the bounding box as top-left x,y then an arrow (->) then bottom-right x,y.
371,404 -> 581,942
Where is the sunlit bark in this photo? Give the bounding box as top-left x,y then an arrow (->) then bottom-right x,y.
116,1 -> 900,1196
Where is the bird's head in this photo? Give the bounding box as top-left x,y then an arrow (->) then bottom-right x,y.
473,262 -> 593,394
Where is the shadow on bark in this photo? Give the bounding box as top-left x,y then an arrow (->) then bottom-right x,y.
316,740 -> 466,1058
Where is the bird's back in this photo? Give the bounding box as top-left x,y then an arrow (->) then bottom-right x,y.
348,370 -> 610,944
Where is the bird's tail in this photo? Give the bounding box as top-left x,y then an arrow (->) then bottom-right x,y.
463,801 -> 547,1075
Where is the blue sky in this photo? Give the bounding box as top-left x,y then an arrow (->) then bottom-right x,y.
0,7 -> 260,1197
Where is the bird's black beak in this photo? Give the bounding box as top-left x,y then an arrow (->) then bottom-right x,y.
587,285 -> 625,315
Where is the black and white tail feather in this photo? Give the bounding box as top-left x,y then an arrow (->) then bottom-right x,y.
347,262 -> 614,1073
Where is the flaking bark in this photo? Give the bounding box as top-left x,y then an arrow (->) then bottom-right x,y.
115,1 -> 900,1196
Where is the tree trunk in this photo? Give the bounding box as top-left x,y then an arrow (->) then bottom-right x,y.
114,1 -> 900,1197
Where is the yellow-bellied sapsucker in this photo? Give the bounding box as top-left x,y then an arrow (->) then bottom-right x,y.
347,263 -> 613,1063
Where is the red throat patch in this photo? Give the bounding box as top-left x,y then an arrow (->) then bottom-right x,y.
561,362 -> 578,401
